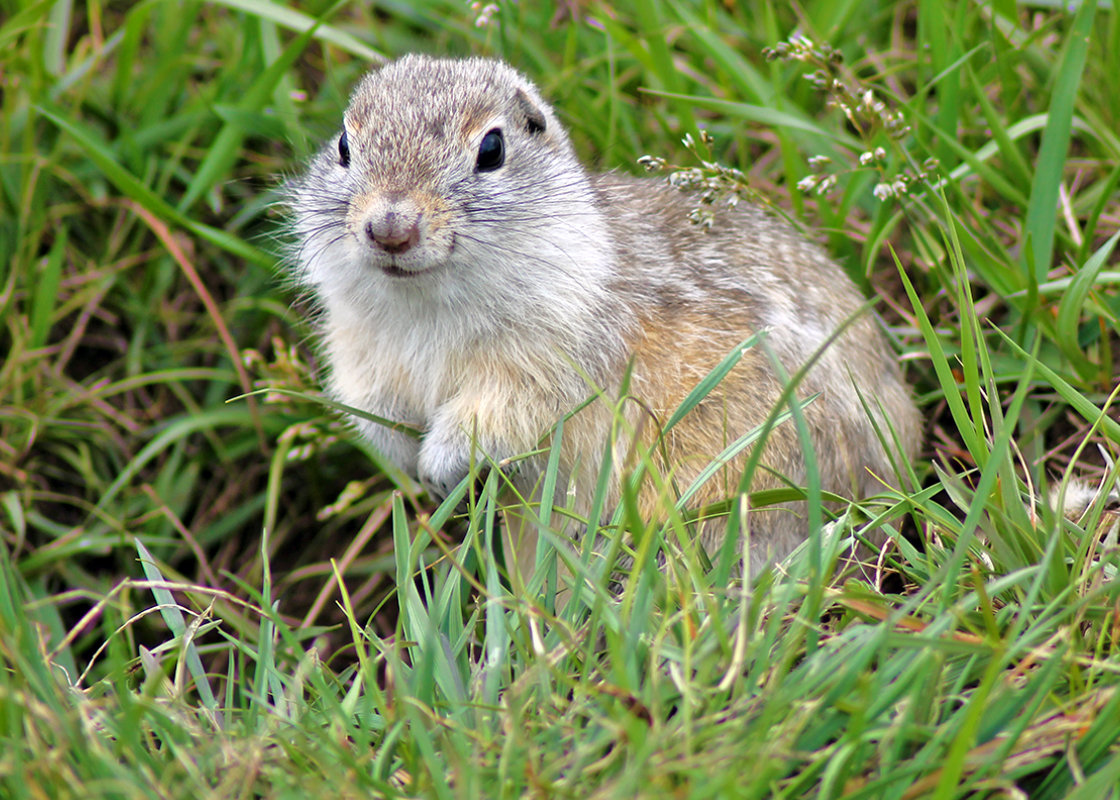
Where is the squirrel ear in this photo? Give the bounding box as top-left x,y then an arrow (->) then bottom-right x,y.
514,89 -> 547,135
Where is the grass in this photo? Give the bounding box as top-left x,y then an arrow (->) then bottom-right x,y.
2,0 -> 1120,797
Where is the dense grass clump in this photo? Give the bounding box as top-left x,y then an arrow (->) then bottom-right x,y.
1,1 -> 1119,797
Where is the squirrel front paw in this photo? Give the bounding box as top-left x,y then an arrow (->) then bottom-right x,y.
416,427 -> 524,501
416,430 -> 478,500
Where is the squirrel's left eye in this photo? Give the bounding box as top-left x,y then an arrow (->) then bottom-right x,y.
476,129 -> 504,172
338,130 -> 350,167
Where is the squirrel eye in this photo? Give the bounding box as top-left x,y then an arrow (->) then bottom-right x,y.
476,129 -> 504,172
338,130 -> 350,168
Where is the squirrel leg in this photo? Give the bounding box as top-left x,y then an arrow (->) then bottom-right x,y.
416,411 -> 484,499
352,411 -> 422,477
417,376 -> 559,500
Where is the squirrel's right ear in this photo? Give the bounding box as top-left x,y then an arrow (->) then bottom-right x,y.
514,89 -> 547,135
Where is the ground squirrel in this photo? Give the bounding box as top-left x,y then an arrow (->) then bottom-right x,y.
286,54 -> 922,576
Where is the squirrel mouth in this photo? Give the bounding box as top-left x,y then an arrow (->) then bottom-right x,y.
378,236 -> 453,278
379,262 -> 440,278
380,264 -> 419,278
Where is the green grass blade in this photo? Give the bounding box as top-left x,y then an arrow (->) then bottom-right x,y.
991,326 -> 1120,442
34,103 -> 271,267
1055,229 -> 1120,381
134,541 -> 222,728
661,332 -> 766,434
177,11 -> 322,211
895,248 -> 982,457
1023,0 -> 1098,282
28,224 -> 65,350
210,0 -> 383,62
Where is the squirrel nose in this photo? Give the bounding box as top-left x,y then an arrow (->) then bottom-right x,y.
365,210 -> 420,254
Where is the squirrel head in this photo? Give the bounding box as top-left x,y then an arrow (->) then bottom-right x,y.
287,55 -> 616,333
343,55 -> 572,188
